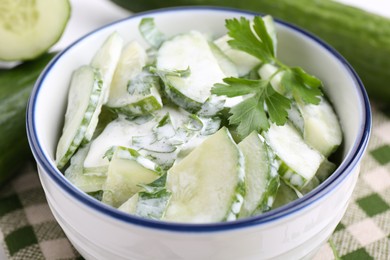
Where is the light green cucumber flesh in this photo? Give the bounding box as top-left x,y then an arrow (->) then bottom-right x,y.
85,32 -> 124,141
238,132 -> 280,218
297,98 -> 342,157
64,144 -> 106,193
164,127 -> 245,223
264,123 -> 324,189
272,179 -> 298,209
107,40 -> 163,115
0,0 -> 70,61
119,193 -> 139,213
213,34 -> 260,77
56,65 -> 103,169
157,31 -> 227,112
102,146 -> 160,208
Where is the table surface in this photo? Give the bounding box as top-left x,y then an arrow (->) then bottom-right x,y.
0,0 -> 389,259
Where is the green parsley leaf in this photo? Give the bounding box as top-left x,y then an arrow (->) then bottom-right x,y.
253,16 -> 275,57
265,85 -> 291,125
281,68 -> 322,104
211,15 -> 325,138
226,17 -> 274,63
229,95 -> 269,137
212,77 -> 262,97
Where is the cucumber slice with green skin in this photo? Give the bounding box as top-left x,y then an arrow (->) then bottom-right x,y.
107,41 -> 163,116
238,132 -> 280,218
263,123 -> 324,189
157,31 -> 227,112
83,116 -> 157,170
272,179 -> 298,209
258,62 -> 342,157
164,127 -> 246,223
297,97 -> 342,157
119,174 -> 172,220
213,34 -> 260,77
138,17 -> 166,49
84,32 -> 124,141
56,65 -> 103,169
64,144 -> 106,193
102,146 -> 161,208
0,0 -> 70,61
208,41 -> 238,78
315,158 -> 337,183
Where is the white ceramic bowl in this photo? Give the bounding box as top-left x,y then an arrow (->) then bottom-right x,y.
27,7 -> 371,260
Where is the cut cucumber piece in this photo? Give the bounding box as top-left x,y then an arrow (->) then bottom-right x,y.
56,65 -> 103,169
118,193 -> 139,214
258,63 -> 285,94
272,179 -> 298,209
297,97 -> 342,157
164,127 -> 245,223
208,41 -> 238,78
213,34 -> 260,77
157,31 -> 227,112
84,32 -> 124,141
316,158 -> 337,183
107,41 -> 162,116
0,0 -> 70,61
263,123 -> 324,189
139,17 -> 166,48
83,116 -> 157,169
238,132 -> 280,218
119,174 -> 171,220
102,146 -> 161,207
64,144 -> 106,193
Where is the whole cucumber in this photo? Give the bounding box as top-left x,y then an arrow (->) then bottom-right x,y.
0,53 -> 56,186
110,0 -> 390,103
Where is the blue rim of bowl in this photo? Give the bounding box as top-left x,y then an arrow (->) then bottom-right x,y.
27,6 -> 371,233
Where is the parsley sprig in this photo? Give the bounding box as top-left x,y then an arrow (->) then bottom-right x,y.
211,16 -> 323,138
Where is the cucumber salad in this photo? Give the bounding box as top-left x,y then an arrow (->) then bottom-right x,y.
56,16 -> 342,223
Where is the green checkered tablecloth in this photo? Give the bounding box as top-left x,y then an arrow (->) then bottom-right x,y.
0,104 -> 389,260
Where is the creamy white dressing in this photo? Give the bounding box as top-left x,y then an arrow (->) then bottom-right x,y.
83,116 -> 156,168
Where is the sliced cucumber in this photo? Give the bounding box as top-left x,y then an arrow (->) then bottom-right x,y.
118,193 -> 139,214
272,179 -> 298,209
208,41 -> 238,78
213,34 -> 260,77
84,32 -> 124,141
238,132 -> 280,218
102,146 -> 161,207
258,63 -> 285,93
119,174 -> 171,220
316,158 -> 337,183
64,144 -> 106,193
156,31 -> 227,112
139,17 -> 166,48
263,123 -> 324,189
164,127 -> 245,223
297,97 -> 342,157
83,116 -> 157,169
56,65 -> 103,169
107,41 -> 162,116
0,0 -> 70,61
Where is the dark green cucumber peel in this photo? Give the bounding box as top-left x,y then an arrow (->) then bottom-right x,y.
0,53 -> 56,185
110,0 -> 390,102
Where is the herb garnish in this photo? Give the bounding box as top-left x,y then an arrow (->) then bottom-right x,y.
211,16 -> 323,138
